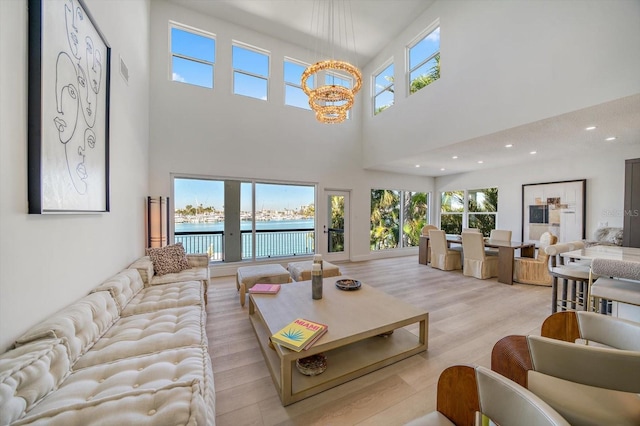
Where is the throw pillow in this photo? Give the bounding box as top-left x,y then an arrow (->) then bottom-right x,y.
146,243 -> 190,276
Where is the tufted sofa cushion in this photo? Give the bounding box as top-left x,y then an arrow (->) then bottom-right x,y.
121,281 -> 204,317
74,305 -> 207,370
13,381 -> 209,426
14,292 -> 119,365
23,346 -> 215,423
91,269 -> 144,314
0,339 -> 71,425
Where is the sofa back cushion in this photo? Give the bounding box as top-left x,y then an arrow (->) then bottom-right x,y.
14,292 -> 119,365
0,338 -> 71,425
92,269 -> 144,314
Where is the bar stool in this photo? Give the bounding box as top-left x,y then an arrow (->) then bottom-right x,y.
545,244 -> 595,313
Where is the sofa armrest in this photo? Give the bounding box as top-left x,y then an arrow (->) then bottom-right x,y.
129,256 -> 154,286
187,254 -> 209,269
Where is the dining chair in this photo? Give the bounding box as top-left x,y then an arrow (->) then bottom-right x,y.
486,229 -> 512,256
513,232 -> 557,286
462,232 -> 498,279
428,230 -> 461,271
450,228 -> 482,262
421,224 -> 438,236
421,224 -> 438,263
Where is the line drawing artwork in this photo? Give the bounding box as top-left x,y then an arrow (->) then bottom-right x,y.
29,0 -> 110,213
53,0 -> 103,195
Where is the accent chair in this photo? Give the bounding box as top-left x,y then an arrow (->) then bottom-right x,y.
513,232 -> 557,286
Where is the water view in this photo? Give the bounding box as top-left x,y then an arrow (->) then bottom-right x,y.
175,219 -> 316,260
175,218 -> 314,233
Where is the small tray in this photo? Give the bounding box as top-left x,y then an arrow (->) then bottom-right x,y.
335,279 -> 361,291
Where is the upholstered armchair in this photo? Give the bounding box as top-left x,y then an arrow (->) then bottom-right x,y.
429,229 -> 461,271
513,232 -> 557,286
461,232 -> 498,279
491,311 -> 640,426
405,365 -> 570,426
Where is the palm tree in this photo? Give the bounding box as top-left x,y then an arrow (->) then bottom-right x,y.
402,192 -> 428,247
410,53 -> 440,94
370,190 -> 400,249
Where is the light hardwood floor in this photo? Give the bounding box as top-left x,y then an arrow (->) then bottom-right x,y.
207,255 -> 551,426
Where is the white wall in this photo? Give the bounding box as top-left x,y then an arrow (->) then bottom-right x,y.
0,0 -> 151,352
362,0 -> 640,168
148,1 -> 434,263
435,144 -> 639,240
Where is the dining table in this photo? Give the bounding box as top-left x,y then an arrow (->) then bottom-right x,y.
419,234 -> 536,285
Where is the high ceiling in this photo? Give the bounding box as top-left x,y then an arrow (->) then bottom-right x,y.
167,0 -> 436,66
168,0 -> 640,177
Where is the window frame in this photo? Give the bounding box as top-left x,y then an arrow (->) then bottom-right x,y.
370,189 -> 431,251
232,41 -> 271,101
169,21 -> 216,89
284,57 -> 313,110
372,59 -> 395,116
172,174 -> 316,261
439,188 -> 499,236
407,21 -> 440,96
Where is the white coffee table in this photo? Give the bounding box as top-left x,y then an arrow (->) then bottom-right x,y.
248,276 -> 429,405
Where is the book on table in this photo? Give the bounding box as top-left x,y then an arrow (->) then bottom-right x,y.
270,318 -> 328,352
249,283 -> 281,294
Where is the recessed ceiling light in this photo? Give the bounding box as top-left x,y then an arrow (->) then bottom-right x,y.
440,168 -> 445,171
452,156 -> 458,159
585,126 -> 597,131
415,164 -> 420,168
605,136 -> 617,141
530,151 -> 537,155
477,160 -> 483,164
505,144 -> 513,148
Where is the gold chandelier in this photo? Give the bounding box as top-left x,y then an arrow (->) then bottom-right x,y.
302,0 -> 362,124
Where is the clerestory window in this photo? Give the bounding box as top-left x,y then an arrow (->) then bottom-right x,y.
232,43 -> 270,100
284,59 -> 313,110
170,23 -> 215,89
408,25 -> 440,95
373,62 -> 394,115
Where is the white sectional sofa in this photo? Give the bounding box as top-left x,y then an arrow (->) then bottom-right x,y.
0,264 -> 214,426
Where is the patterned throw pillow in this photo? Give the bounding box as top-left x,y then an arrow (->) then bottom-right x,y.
145,243 -> 190,276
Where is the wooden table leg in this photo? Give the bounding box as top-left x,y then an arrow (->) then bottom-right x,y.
497,246 -> 515,284
419,237 -> 429,265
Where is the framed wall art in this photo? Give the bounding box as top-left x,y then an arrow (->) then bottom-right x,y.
28,0 -> 111,213
522,179 -> 586,245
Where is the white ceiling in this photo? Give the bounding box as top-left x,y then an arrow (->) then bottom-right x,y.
167,0 -> 436,66
167,0 -> 640,177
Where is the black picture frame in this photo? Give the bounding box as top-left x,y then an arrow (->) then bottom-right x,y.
28,0 -> 111,213
521,179 -> 586,244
